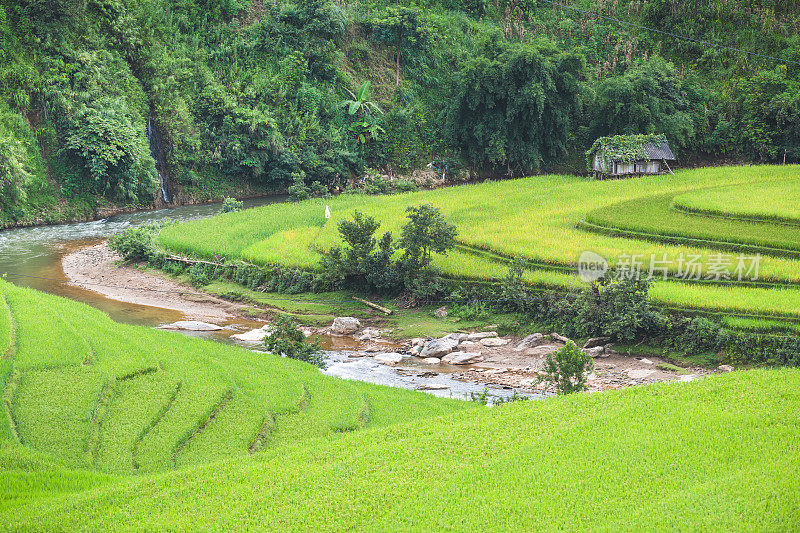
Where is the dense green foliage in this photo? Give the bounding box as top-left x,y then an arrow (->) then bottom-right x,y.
2,0 -> 799,222
537,275 -> 666,344
320,204 -> 457,298
264,314 -> 325,368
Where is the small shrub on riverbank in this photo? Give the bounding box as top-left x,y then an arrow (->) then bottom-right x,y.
320,205 -> 457,300
108,224 -> 162,263
538,340 -> 594,394
221,197 -> 243,213
533,274 -> 668,344
672,317 -> 724,356
265,314 -> 325,368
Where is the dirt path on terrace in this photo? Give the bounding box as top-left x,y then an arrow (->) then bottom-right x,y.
61,242 -> 246,321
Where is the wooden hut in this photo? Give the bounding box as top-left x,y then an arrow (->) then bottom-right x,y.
587,134 -> 676,178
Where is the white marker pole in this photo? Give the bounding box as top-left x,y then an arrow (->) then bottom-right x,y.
324,205 -> 331,219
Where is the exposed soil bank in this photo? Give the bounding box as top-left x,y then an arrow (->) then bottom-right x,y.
62,242 -> 246,321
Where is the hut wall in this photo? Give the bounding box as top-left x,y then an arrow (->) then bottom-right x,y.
615,162 -> 635,175
635,160 -> 661,174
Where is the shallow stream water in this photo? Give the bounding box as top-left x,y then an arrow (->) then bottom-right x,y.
0,199 -> 534,402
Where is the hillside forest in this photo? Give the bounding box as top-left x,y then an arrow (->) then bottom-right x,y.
1,0 -> 799,224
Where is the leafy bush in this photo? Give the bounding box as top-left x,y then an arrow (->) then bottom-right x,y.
721,331 -> 800,368
264,314 -> 325,368
451,300 -> 490,321
536,274 -> 667,344
108,224 -> 161,263
673,317 -> 724,356
221,197 -> 243,213
538,340 -> 594,394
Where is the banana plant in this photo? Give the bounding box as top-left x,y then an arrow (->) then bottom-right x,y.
341,81 -> 383,119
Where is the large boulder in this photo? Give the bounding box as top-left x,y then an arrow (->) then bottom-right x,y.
420,336 -> 460,358
442,352 -> 483,365
514,333 -> 544,351
582,346 -> 608,358
160,321 -> 223,331
374,353 -> 407,365
524,344 -> 560,357
480,337 -> 508,347
231,326 -> 272,343
551,332 -> 571,343
459,341 -> 482,352
467,331 -> 498,341
583,337 -> 611,349
331,317 -> 361,335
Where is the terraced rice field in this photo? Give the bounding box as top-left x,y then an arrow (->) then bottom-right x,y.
0,280 -> 466,477
2,282 -> 799,528
674,180 -> 800,223
159,165 -> 800,319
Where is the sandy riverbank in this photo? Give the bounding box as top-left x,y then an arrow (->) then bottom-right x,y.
61,242 -> 246,321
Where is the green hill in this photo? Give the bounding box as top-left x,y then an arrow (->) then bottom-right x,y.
1,0 -> 799,225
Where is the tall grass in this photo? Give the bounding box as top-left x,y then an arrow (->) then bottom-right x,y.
4,369 -> 800,530
674,179 -> 800,224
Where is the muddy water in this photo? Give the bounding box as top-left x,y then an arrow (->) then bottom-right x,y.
0,198 -> 283,325
0,197 -> 536,402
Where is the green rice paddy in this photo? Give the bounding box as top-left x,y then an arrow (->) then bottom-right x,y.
159,165 -> 800,318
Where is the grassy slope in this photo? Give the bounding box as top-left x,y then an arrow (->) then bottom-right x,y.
0,280 -> 467,477
586,193 -> 800,254
3,369 -> 799,530
674,180 -> 800,224
159,165 -> 800,316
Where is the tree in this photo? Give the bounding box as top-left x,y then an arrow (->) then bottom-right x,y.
371,7 -> 427,86
591,57 -> 697,151
712,66 -> 800,162
398,203 -> 457,271
64,97 -> 157,201
444,42 -> 586,174
538,340 -> 594,394
319,211 -> 400,292
341,81 -> 385,145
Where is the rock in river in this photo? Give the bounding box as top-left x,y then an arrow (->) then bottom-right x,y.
480,337 -> 508,347
331,317 -> 361,335
582,346 -> 608,358
420,336 -> 460,358
442,352 -> 483,365
374,353 -> 407,365
583,337 -> 611,349
159,321 -> 223,331
514,333 -> 543,351
231,326 -> 272,343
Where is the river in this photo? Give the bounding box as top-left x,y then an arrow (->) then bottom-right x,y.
0,198 -> 535,402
